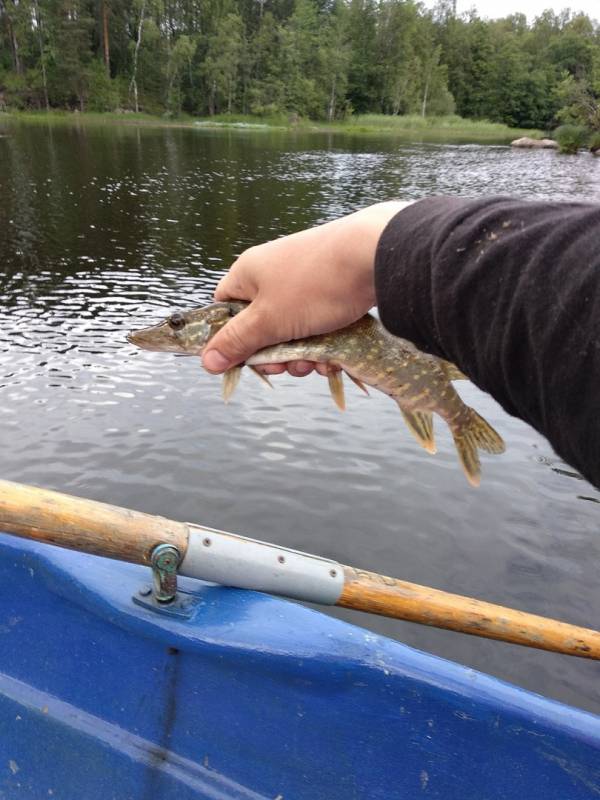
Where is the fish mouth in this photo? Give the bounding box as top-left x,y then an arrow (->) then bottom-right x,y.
127,328 -> 169,351
127,326 -> 191,354
127,330 -> 145,347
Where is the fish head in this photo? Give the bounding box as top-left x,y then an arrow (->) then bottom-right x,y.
127,301 -> 247,354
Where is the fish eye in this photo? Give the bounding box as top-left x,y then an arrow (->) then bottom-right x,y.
168,312 -> 186,331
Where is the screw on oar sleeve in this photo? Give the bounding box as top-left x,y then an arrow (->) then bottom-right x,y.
337,566 -> 600,660
0,479 -> 189,565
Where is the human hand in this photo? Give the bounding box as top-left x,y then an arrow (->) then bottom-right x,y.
202,201 -> 411,377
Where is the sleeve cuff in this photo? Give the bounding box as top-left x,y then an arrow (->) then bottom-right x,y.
374,196 -> 468,358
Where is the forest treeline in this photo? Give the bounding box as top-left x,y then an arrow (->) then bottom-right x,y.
0,0 -> 599,131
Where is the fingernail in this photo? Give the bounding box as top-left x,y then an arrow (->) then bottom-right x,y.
203,349 -> 230,372
296,363 -> 312,375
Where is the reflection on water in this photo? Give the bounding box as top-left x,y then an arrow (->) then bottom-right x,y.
1,119 -> 600,714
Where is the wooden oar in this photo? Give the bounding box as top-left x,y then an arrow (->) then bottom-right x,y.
0,478 -> 598,659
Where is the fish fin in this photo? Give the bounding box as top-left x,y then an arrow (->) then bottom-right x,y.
439,358 -> 467,381
345,371 -> 370,396
248,365 -> 273,390
327,370 -> 346,411
453,436 -> 482,487
398,408 -> 436,454
451,408 -> 505,487
222,366 -> 242,404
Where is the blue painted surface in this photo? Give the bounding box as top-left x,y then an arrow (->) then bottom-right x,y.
0,532 -> 599,800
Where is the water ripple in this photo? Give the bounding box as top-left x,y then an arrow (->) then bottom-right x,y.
0,122 -> 599,715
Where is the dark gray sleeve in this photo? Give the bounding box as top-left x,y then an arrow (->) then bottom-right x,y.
374,196 -> 600,489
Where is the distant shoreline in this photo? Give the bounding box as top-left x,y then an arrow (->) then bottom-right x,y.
0,110 -> 543,144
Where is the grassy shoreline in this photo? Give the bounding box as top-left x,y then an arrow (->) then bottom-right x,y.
1,109 -> 543,143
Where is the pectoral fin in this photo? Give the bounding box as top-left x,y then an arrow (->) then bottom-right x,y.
345,371 -> 370,396
327,370 -> 346,411
222,366 -> 242,403
397,406 -> 436,454
249,365 -> 273,390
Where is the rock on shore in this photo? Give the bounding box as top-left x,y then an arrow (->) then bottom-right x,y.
511,137 -> 558,149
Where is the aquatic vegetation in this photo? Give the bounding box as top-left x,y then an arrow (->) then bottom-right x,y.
554,125 -> 589,155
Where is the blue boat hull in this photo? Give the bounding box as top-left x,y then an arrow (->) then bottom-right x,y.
0,532 -> 599,799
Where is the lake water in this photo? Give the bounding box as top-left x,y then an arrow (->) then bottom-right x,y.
1,118 -> 600,715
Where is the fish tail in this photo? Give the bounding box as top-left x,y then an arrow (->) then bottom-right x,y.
451,408 -> 505,487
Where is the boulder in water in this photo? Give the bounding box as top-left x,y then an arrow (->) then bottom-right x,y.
511,137 -> 558,149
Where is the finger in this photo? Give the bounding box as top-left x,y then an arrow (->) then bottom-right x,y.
287,360 -> 315,377
202,304 -> 274,373
315,363 -> 339,377
214,253 -> 258,302
255,364 -> 286,375
214,271 -> 243,302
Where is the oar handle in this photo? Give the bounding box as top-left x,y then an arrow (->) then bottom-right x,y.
0,479 -> 188,565
338,567 -> 600,659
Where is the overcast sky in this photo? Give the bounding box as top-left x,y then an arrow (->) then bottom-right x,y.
426,0 -> 599,22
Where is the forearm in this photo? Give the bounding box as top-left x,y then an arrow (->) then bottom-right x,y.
375,196 -> 600,488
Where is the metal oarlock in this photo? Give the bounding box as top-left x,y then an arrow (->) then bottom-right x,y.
150,543 -> 182,603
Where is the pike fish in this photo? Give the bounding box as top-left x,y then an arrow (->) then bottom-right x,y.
128,302 -> 505,486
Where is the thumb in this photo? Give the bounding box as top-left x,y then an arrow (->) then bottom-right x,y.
202,304 -> 274,373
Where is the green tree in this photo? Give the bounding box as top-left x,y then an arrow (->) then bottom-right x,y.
556,73 -> 600,130
0,0 -> 599,128
165,33 -> 196,114
376,0 -> 421,114
202,11 -> 244,115
549,15 -> 595,79
0,0 -> 29,75
129,2 -> 166,113
45,0 -> 95,110
319,1 -> 350,120
484,38 -> 553,127
247,11 -> 286,115
346,0 -> 377,113
413,16 -> 454,117
279,0 -> 324,118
